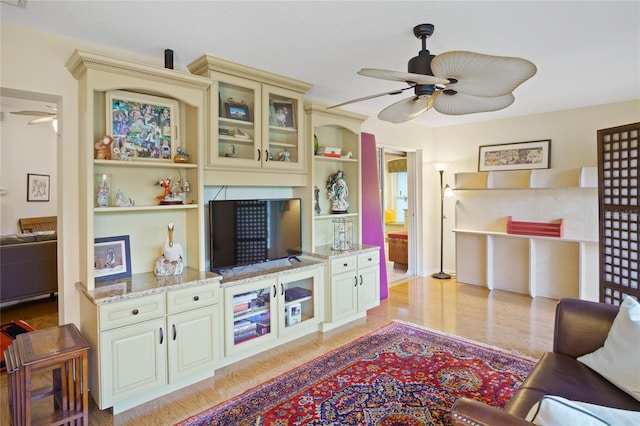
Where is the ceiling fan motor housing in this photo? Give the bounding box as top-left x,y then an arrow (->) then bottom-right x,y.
408,51 -> 436,96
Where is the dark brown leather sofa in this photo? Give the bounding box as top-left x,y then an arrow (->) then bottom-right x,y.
450,298 -> 640,425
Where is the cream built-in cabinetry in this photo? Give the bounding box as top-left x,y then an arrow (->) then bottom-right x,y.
187,55 -> 312,187
220,262 -> 324,365
66,50 -> 211,290
297,106 -> 368,252
78,274 -> 221,414
453,167 -> 599,301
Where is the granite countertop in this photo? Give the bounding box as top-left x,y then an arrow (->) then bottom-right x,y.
216,257 -> 324,288
305,244 -> 379,260
77,267 -> 222,305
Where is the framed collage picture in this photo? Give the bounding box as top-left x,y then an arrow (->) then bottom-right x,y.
106,90 -> 180,161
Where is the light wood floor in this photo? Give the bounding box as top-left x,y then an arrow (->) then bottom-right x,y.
1,276 -> 559,425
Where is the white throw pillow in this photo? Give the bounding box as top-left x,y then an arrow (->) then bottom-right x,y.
526,395 -> 640,426
577,295 -> 640,402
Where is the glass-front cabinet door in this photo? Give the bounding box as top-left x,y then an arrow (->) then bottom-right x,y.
262,85 -> 305,172
278,268 -> 321,336
224,277 -> 277,356
211,74 -> 262,168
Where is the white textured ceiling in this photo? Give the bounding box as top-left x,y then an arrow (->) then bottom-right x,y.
2,1 -> 639,127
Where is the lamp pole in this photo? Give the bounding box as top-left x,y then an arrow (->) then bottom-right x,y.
433,166 -> 451,280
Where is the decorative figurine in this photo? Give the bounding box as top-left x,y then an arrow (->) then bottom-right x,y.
155,176 -> 189,205
96,173 -> 110,207
94,135 -> 114,160
174,146 -> 189,163
278,149 -> 291,162
327,170 -> 349,214
154,222 -> 184,276
115,189 -> 135,207
314,185 -> 321,216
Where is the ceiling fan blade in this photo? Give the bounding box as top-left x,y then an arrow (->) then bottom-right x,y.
433,92 -> 515,115
10,110 -> 54,117
432,51 -> 537,97
29,116 -> 56,124
358,68 -> 449,86
378,95 -> 433,123
328,86 -> 413,109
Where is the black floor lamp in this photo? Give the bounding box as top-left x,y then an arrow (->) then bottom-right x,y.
433,163 -> 452,280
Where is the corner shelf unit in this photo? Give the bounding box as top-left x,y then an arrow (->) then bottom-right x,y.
453,167 -> 599,301
66,50 -> 211,291
296,106 -> 367,252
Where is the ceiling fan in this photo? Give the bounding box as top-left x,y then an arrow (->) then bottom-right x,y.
10,105 -> 57,125
329,23 -> 537,123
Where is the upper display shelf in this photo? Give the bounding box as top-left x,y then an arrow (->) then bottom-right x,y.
455,167 -> 597,190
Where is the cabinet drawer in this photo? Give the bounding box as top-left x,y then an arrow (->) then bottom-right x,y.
330,255 -> 357,274
358,250 -> 380,267
167,282 -> 219,314
99,293 -> 166,331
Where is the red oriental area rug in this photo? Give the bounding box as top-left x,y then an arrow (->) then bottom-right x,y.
177,321 -> 537,426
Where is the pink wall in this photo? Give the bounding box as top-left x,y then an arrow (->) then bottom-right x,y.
361,132 -> 388,299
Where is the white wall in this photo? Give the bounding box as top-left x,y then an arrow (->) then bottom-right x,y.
0,100 -> 57,234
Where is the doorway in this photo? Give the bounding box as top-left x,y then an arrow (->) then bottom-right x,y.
0,88 -> 60,320
378,147 -> 415,284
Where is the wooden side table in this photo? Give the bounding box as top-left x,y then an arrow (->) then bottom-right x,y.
5,323 -> 90,426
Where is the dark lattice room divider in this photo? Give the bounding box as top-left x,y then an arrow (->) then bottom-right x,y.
597,122 -> 639,305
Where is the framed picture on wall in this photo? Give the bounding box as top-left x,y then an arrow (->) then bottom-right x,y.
106,90 -> 180,161
478,139 -> 551,172
27,173 -> 50,202
94,235 -> 132,282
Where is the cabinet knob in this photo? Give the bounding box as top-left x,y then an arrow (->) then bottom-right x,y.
132,309 -> 139,315
343,263 -> 348,267
193,295 -> 200,301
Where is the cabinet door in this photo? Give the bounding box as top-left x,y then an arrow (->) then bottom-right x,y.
358,265 -> 380,312
167,304 -> 219,382
278,268 -> 322,335
224,277 -> 278,356
329,271 -> 359,322
212,74 -> 262,168
262,85 -> 305,171
99,318 -> 167,407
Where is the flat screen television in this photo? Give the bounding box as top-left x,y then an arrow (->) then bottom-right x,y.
209,198 -> 302,271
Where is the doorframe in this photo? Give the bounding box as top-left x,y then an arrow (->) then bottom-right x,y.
377,144 -> 422,278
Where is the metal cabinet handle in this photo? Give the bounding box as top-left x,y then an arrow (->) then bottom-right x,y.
359,275 -> 363,285
159,327 -> 164,345
257,149 -> 261,162
273,285 -> 277,297
193,295 -> 200,301
354,277 -> 358,287
265,150 -> 269,162
132,309 -> 139,315
173,324 -> 177,341
343,263 -> 348,267
280,283 -> 284,295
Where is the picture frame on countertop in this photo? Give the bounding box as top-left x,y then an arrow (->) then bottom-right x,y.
27,173 -> 50,202
94,235 -> 132,282
270,100 -> 295,128
478,139 -> 551,172
106,90 -> 179,161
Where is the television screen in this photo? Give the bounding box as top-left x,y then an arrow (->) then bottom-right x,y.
209,198 -> 302,271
